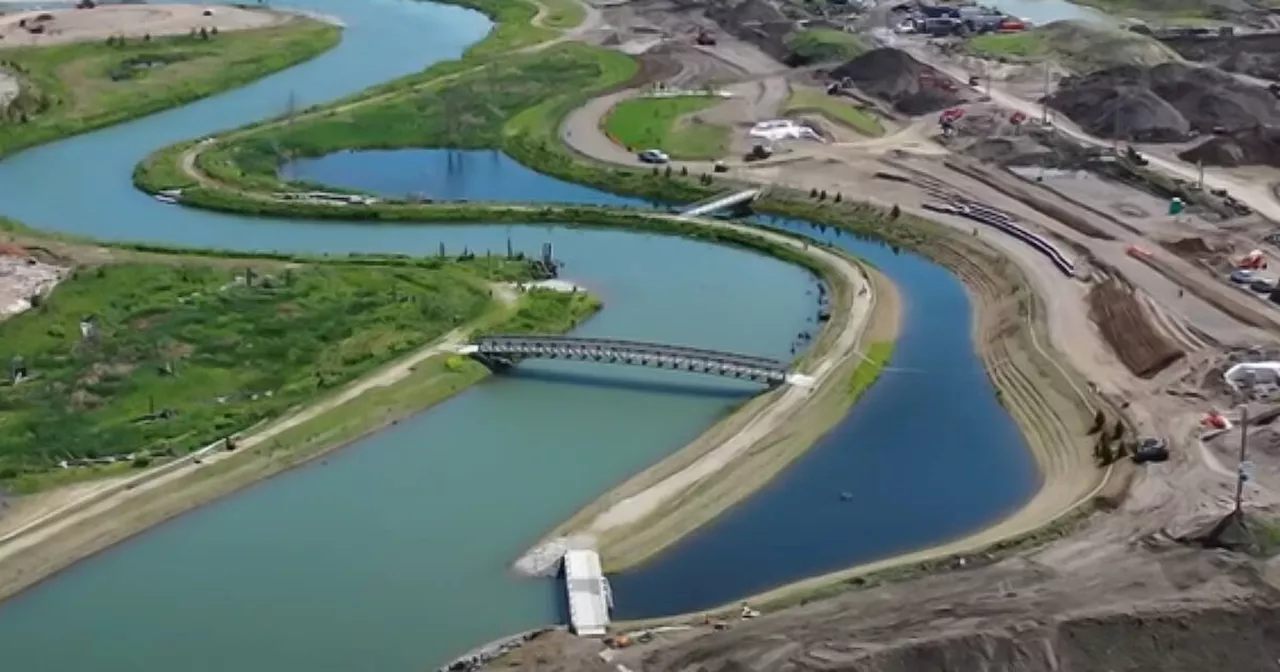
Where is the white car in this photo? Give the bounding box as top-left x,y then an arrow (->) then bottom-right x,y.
637,149 -> 670,164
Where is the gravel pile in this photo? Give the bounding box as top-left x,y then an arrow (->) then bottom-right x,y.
1046,62 -> 1280,142
829,48 -> 965,115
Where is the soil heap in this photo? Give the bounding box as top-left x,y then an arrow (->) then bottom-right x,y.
829,48 -> 964,115
1046,62 -> 1280,141
1161,32 -> 1280,81
704,0 -> 792,62
1181,125 -> 1280,168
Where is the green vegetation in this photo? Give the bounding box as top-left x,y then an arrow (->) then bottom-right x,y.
540,0 -> 587,30
0,19 -> 341,158
0,255 -> 549,490
1070,0 -> 1229,20
478,288 -> 600,337
191,43 -> 638,191
964,20 -> 1179,73
783,88 -> 884,137
784,28 -> 868,65
452,0 -> 556,57
603,95 -> 730,160
848,341 -> 893,399
966,31 -> 1048,59
237,287 -> 601,475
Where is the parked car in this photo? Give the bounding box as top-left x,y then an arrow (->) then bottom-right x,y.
1250,277 -> 1276,293
1132,437 -> 1169,464
637,149 -> 669,164
1230,269 -> 1255,284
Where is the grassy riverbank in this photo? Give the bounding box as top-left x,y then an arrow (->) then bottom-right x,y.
0,18 -> 340,158
0,250 -> 551,492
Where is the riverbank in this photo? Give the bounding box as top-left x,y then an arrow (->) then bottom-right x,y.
0,7 -> 340,158
518,257 -> 899,575
0,233 -> 601,603
125,0 -> 1110,608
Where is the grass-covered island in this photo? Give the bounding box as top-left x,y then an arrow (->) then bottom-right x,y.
0,241 -> 598,494
0,13 -> 340,157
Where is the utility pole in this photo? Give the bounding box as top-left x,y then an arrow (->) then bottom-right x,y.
1235,405 -> 1250,514
1041,61 -> 1050,125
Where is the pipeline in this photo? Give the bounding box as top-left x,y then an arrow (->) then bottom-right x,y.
923,200 -> 1077,277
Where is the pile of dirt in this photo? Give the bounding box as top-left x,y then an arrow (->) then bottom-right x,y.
1162,32 -> 1280,81
704,0 -> 793,62
1164,236 -> 1216,257
1031,20 -> 1181,74
1046,62 -> 1280,142
1088,277 -> 1184,377
1180,126 -> 1280,168
829,48 -> 965,115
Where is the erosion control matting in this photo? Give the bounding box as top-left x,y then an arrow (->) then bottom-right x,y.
1088,277 -> 1184,378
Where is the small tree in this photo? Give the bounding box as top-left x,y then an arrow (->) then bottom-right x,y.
890,204 -> 901,220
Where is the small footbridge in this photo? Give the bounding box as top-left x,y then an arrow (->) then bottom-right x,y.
459,335 -> 790,385
678,188 -> 763,219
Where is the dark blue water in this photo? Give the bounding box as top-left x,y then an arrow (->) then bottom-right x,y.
287,153 -> 1040,617
610,219 -> 1039,617
286,149 -> 651,207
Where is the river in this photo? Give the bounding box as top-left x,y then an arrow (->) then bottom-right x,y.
0,1 -> 1034,669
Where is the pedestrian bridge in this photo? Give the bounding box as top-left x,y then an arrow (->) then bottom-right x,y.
459,335 -> 790,385
678,188 -> 762,219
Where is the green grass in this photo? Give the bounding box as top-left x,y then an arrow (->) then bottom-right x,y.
784,28 -> 868,65
540,0 -> 587,29
849,341 -> 894,398
783,89 -> 884,137
194,43 -> 627,189
0,256 -> 547,486
967,32 -> 1048,59
964,21 -> 1180,72
603,95 -> 730,160
0,19 -> 340,158
451,0 -> 555,57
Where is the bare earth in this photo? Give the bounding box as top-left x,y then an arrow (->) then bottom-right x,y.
0,4 -> 295,47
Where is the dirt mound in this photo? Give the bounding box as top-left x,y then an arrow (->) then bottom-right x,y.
1180,126 -> 1280,168
632,596 -> 1280,672
1162,32 -> 1280,81
1047,62 -> 1280,142
829,48 -> 964,115
1033,20 -> 1181,73
704,0 -> 792,62
1088,277 -> 1184,377
1165,236 -> 1215,256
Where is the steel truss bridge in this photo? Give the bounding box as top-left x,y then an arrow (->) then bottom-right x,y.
466,335 -> 788,385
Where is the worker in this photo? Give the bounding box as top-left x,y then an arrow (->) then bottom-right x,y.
1178,289 -> 1184,298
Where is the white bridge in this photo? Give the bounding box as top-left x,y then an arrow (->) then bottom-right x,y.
563,548 -> 612,636
678,188 -> 763,219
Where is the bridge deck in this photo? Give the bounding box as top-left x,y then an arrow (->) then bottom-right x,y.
679,188 -> 761,218
476,334 -> 785,371
563,549 -> 611,637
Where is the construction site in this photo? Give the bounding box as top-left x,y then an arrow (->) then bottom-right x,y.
502,0 -> 1280,668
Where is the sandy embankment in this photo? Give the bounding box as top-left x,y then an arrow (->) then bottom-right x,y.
514,215 -> 894,576
0,4 -> 297,47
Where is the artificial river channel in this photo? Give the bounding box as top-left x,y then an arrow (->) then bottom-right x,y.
0,0 -> 1036,669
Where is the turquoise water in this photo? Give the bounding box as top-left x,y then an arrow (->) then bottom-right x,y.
287,149 -> 653,207
0,1 -> 1035,669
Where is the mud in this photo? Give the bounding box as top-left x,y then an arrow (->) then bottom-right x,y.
1088,277 -> 1185,378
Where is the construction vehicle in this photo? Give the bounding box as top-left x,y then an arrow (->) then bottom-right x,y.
1238,249 -> 1268,270
744,144 -> 773,162
695,29 -> 717,46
